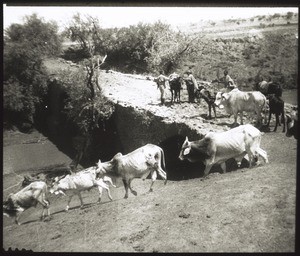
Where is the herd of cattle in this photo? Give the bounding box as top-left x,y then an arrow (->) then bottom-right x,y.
3,78 -> 298,225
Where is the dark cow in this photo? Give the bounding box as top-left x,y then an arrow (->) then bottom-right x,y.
179,124 -> 268,177
286,107 -> 298,139
3,181 -> 50,225
266,94 -> 285,132
97,144 -> 167,199
267,82 -> 283,97
169,73 -> 183,103
195,86 -> 217,119
255,81 -> 283,97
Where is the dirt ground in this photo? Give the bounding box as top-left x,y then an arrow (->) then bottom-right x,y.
3,71 -> 297,252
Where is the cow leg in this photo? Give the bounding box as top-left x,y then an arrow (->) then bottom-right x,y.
97,186 -> 103,203
15,211 -> 22,225
208,105 -> 212,119
203,164 -> 213,178
239,112 -> 244,125
156,167 -> 167,183
37,198 -> 50,220
149,170 -> 157,192
220,162 -> 226,174
178,90 -> 181,103
281,113 -> 286,132
78,192 -> 84,209
267,111 -> 271,127
255,147 -> 269,164
274,114 -> 279,131
233,113 -> 238,125
212,104 -> 217,118
66,195 -> 73,211
106,187 -> 113,201
128,179 -> 137,196
235,153 -> 246,168
122,179 -> 129,199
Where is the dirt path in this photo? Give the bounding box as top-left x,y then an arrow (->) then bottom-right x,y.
3,71 -> 297,252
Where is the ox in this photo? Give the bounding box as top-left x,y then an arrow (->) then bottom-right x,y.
97,144 -> 167,199
266,94 -> 285,132
3,181 -> 50,225
195,86 -> 217,119
49,167 -> 115,211
169,73 -> 183,103
214,88 -> 267,126
179,124 -> 268,177
286,107 -> 298,139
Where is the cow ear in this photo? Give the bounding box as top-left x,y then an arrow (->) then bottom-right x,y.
183,147 -> 191,156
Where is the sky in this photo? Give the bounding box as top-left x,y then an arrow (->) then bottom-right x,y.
3,5 -> 298,31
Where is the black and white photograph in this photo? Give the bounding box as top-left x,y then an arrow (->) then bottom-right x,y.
3,3 -> 298,252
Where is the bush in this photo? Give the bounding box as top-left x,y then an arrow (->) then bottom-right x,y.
4,14 -> 63,128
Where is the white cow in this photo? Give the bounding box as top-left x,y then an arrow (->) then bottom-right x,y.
214,88 -> 267,126
49,167 -> 115,211
3,181 -> 50,225
179,124 -> 268,177
97,144 -> 167,199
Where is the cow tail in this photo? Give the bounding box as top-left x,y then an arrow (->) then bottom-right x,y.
160,148 -> 167,184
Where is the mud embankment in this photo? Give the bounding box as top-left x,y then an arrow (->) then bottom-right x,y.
113,104 -> 205,180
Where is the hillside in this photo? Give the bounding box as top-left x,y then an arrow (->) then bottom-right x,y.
179,12 -> 298,37
173,13 -> 298,89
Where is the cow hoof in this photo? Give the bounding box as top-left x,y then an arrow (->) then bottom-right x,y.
124,196 -> 128,199
149,188 -> 153,193
132,191 -> 138,196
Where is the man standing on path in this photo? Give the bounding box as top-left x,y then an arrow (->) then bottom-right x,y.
154,70 -> 169,105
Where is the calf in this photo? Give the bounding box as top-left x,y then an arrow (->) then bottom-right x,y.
195,86 -> 217,119
214,88 -> 267,126
49,167 -> 115,211
266,94 -> 285,132
3,181 -> 50,225
179,124 -> 268,177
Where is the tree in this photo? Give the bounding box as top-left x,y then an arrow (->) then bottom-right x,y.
145,22 -> 207,74
4,14 -> 63,127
